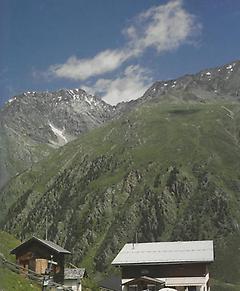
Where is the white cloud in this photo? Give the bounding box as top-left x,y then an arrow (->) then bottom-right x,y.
49,49 -> 130,81
83,65 -> 152,105
49,0 -> 200,81
127,0 -> 199,55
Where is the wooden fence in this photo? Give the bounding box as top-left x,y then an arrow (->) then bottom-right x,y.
0,253 -> 72,290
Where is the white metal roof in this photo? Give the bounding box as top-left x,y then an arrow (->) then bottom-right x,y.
112,241 -> 214,265
64,268 -> 86,280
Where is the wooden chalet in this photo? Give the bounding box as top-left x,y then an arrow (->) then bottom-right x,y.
112,240 -> 214,291
10,236 -> 71,283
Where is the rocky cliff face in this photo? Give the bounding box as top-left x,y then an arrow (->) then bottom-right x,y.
0,89 -> 115,188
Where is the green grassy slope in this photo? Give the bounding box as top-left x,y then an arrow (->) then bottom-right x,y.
212,280 -> 240,291
0,230 -> 20,261
0,231 -> 39,290
1,102 -> 240,288
0,125 -> 54,189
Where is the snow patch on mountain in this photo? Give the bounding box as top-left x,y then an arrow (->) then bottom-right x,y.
49,122 -> 68,145
8,97 -> 17,103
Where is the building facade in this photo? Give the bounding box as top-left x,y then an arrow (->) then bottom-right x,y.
10,236 -> 71,283
112,241 -> 214,291
99,275 -> 122,291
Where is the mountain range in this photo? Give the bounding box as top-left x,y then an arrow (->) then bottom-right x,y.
1,60 -> 240,289
0,88 -> 115,189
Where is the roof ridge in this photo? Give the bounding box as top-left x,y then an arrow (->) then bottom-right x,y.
10,236 -> 71,255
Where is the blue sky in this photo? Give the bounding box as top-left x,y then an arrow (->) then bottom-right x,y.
1,0 -> 240,105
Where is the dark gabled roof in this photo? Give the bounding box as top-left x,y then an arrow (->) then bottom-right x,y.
10,236 -> 71,255
100,276 -> 122,291
64,268 -> 86,280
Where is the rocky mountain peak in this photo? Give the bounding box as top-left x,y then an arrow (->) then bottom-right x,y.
142,60 -> 240,103
1,88 -> 115,147
0,88 -> 116,188
4,88 -> 110,111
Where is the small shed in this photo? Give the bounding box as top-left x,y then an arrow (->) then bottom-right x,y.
10,236 -> 71,283
64,268 -> 86,291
